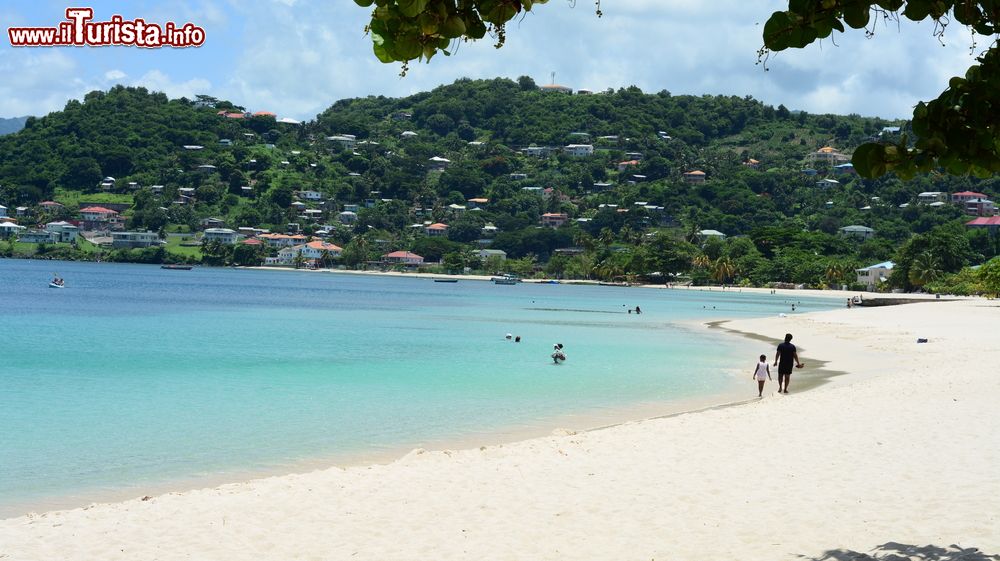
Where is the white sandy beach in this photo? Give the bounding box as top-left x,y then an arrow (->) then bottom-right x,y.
2,298 -> 998,560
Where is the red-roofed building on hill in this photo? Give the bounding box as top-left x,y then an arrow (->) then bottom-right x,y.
952,191 -> 988,204
425,223 -> 449,236
965,216 -> 1000,230
617,160 -> 640,172
252,111 -> 276,117
79,206 -> 123,231
541,213 -> 569,228
383,251 -> 424,265
241,238 -> 264,245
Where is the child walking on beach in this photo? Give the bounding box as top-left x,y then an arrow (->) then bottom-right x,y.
752,354 -> 771,397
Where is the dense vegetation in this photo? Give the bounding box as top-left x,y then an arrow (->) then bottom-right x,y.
1,80 -> 998,291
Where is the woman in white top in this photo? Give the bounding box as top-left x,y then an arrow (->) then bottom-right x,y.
752,354 -> 772,397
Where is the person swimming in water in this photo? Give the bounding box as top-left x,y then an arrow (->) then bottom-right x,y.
552,343 -> 566,363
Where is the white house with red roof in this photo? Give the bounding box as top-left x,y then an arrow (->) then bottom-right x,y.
277,240 -> 343,265
383,251 -> 424,265
79,206 -> 123,231
951,191 -> 988,204
425,223 -> 449,236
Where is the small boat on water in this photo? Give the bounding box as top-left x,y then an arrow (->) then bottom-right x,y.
492,275 -> 522,285
48,282 -> 65,289
434,279 -> 459,283
161,264 -> 193,270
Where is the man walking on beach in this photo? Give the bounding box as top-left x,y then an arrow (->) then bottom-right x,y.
774,333 -> 803,394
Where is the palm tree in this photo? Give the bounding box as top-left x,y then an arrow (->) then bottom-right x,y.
692,252 -> 711,270
712,256 -> 735,285
909,252 -> 942,289
824,261 -> 851,287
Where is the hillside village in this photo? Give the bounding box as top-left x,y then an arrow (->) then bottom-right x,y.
1,79 -> 998,292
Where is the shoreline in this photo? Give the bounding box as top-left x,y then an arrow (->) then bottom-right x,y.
0,307 -> 850,520
3,300 -> 997,560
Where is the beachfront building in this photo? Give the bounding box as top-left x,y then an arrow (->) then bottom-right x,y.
111,231 -> 159,248
19,230 -> 60,244
476,249 -> 507,261
45,221 -> 79,242
259,233 -> 308,248
840,225 -> 875,240
203,228 -> 240,245
540,213 -> 569,228
277,240 -> 343,266
0,221 -> 26,238
856,261 -> 894,290
683,170 -> 706,184
383,251 -> 424,265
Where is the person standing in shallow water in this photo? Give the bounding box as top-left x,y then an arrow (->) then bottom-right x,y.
774,333 -> 803,394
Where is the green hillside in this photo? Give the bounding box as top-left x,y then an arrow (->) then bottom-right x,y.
1,80 -> 997,291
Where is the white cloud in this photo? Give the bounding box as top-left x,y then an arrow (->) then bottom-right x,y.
130,70 -> 212,100
0,50 -> 92,116
105,69 -> 127,81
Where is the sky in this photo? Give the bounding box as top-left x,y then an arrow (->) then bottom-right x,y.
0,1 -> 984,121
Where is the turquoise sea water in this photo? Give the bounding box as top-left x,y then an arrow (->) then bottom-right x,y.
1,259 -> 838,514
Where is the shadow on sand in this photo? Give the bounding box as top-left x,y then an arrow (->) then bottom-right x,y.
802,543 -> 999,561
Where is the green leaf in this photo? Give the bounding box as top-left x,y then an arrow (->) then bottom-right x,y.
843,4 -> 870,29
763,11 -> 792,51
852,142 -> 887,178
396,0 -> 430,18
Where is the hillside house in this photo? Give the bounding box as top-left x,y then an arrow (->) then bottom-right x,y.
111,231 -> 159,248
807,146 -> 850,164
540,213 -> 569,228
564,144 -> 594,157
683,170 -> 706,184
840,225 -> 875,240
964,198 -> 996,217
425,223 -> 449,236
952,191 -> 988,204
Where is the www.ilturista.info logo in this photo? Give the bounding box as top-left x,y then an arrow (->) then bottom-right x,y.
8,8 -> 205,48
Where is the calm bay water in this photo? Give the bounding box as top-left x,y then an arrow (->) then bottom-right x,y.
1,259 -> 838,514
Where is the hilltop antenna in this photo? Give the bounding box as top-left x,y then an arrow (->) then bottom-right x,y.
550,71 -> 555,85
